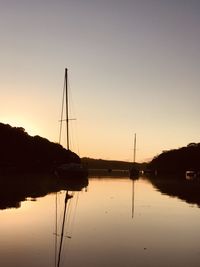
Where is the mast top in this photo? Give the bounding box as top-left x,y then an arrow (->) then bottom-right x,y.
133,133 -> 136,164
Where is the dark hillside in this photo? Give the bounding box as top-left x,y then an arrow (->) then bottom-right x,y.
148,143 -> 200,175
82,157 -> 147,170
0,123 -> 80,173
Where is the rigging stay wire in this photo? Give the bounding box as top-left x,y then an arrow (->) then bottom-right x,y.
67,76 -> 81,156
58,76 -> 66,145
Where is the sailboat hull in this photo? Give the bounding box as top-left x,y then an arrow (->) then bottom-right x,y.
129,167 -> 139,179
55,163 -> 88,179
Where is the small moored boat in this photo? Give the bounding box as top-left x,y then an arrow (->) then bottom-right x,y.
129,133 -> 139,179
55,162 -> 88,179
185,170 -> 197,180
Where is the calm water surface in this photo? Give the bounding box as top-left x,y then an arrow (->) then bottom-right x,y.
0,175 -> 200,267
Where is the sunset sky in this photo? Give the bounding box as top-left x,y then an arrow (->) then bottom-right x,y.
1,0 -> 200,162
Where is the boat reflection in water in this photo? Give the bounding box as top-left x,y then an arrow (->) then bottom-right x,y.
54,175 -> 88,267
130,172 -> 139,219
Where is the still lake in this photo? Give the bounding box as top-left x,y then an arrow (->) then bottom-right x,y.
0,172 -> 200,267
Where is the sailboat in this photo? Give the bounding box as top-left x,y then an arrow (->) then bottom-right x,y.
129,133 -> 139,179
55,68 -> 88,179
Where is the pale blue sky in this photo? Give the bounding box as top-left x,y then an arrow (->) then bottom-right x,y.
1,0 -> 200,162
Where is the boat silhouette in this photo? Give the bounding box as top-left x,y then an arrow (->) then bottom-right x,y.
129,133 -> 139,179
55,176 -> 88,267
55,68 -> 88,179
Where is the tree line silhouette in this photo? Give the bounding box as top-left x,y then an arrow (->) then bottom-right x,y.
81,157 -> 146,171
0,123 -> 80,173
148,143 -> 200,175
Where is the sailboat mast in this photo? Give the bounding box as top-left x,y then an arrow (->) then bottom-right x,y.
133,133 -> 136,163
65,68 -> 69,150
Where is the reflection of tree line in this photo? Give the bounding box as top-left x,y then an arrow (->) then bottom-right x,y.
148,176 -> 200,207
0,173 -> 88,210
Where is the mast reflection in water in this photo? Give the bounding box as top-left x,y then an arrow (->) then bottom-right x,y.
54,176 -> 88,267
